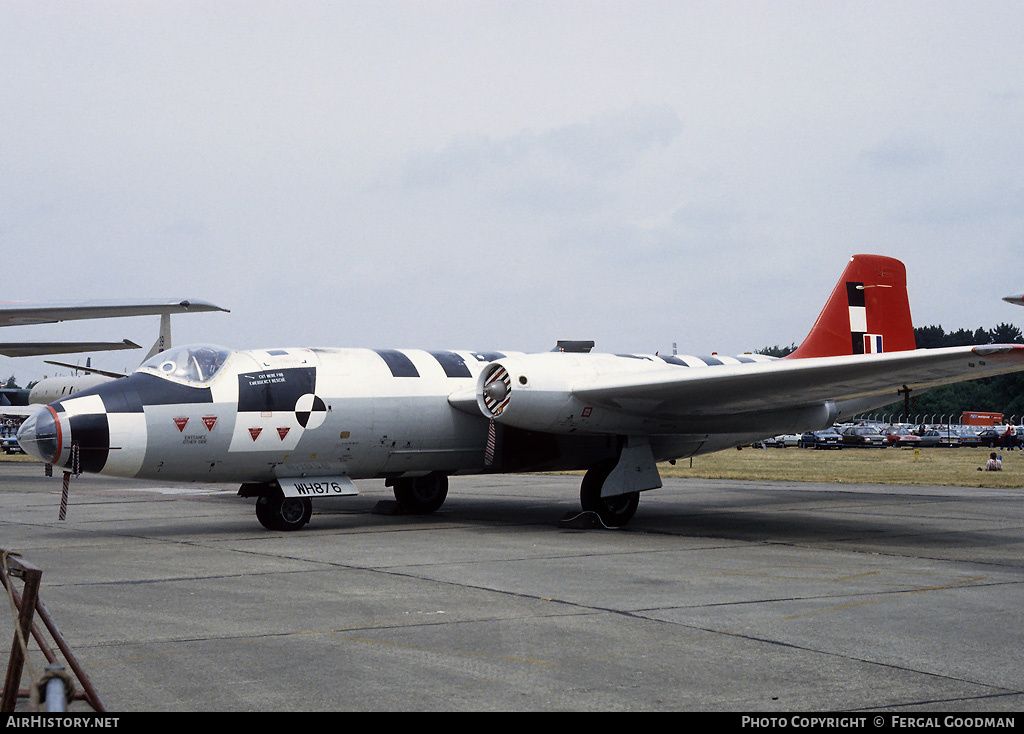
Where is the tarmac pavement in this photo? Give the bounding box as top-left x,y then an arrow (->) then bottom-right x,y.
1,459 -> 1022,712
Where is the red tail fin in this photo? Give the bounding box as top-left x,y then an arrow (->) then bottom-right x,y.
786,254 -> 916,359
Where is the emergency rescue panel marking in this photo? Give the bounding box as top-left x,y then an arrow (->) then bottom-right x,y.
230,367 -> 325,453
238,367 -> 316,412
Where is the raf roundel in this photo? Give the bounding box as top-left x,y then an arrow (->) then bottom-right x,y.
294,393 -> 327,430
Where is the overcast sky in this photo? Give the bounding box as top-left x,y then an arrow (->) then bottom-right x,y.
2,1 -> 1023,383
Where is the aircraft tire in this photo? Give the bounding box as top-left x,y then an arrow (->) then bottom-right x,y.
255,490 -> 312,531
580,462 -> 640,528
392,473 -> 448,514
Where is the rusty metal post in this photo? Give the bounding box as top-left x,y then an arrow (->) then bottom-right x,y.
1,556 -> 42,712
33,597 -> 106,712
1,553 -> 106,713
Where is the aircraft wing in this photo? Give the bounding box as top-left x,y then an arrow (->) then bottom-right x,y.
0,405 -> 42,418
577,346 -> 1024,415
477,345 -> 1024,435
0,339 -> 141,358
0,299 -> 229,327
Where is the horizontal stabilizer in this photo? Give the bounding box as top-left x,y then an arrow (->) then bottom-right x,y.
0,339 -> 141,358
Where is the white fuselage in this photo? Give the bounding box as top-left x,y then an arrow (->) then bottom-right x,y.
21,345 -> 777,484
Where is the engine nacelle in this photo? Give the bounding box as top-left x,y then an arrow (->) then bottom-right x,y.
476,353 -> 661,434
476,351 -> 842,438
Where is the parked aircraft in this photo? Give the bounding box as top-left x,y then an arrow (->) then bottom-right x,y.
25,312 -> 178,406
1,300 -> 228,417
17,255 -> 1024,530
0,299 -> 227,357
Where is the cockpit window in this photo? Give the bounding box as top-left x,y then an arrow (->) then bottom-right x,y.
138,344 -> 233,385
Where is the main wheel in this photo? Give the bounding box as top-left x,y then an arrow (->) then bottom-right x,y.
392,473 -> 449,514
255,489 -> 312,531
580,461 -> 640,528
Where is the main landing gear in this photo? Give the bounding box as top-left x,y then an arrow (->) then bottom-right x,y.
388,472 -> 449,514
579,460 -> 640,528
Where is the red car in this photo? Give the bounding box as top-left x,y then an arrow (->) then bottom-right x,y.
885,427 -> 922,447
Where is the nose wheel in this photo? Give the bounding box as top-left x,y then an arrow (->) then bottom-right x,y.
255,489 -> 312,531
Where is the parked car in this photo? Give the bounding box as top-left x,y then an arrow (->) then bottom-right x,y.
955,428 -> 984,448
976,427 -> 1020,449
1,435 -> 23,454
810,429 -> 844,449
976,428 -> 1003,447
778,434 -> 802,447
918,429 -> 961,448
840,425 -> 888,447
885,427 -> 922,447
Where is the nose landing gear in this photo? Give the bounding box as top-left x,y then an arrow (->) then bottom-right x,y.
252,487 -> 312,531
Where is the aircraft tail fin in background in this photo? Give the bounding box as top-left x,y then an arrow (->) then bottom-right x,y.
786,254 -> 916,359
144,313 -> 172,362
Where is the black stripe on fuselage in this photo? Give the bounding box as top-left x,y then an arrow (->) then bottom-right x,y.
374,350 -> 419,378
428,351 -> 472,378
471,352 -> 506,363
659,356 -> 689,366
697,355 -> 723,366
68,413 -> 109,474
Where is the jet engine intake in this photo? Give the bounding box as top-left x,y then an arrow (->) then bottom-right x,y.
475,355 -> 597,434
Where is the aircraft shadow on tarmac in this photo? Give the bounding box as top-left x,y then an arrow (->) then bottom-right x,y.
95,486 -> 1016,558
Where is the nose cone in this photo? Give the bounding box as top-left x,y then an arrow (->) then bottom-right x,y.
17,407 -> 61,464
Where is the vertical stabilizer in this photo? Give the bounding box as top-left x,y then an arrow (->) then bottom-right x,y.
143,313 -> 172,362
787,254 -> 916,359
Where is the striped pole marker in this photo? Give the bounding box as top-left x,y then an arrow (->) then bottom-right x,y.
60,472 -> 70,521
484,420 -> 496,466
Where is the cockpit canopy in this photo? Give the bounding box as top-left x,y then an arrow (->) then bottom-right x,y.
137,344 -> 233,385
